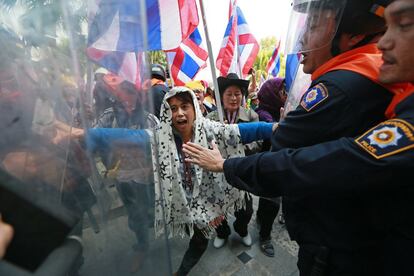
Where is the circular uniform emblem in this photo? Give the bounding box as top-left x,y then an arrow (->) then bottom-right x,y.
368,126 -> 402,149
300,83 -> 329,111
355,119 -> 414,159
305,89 -> 318,103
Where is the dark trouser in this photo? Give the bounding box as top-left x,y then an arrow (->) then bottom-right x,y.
216,194 -> 253,238
176,226 -> 209,276
383,232 -> 414,276
116,181 -> 154,252
297,244 -> 384,276
256,197 -> 280,240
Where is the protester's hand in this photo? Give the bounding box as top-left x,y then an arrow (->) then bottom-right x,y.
249,67 -> 255,76
272,122 -> 279,132
279,107 -> 286,121
209,215 -> 225,228
248,68 -> 257,93
52,121 -> 85,144
182,140 -> 225,172
0,216 -> 14,259
106,160 -> 121,179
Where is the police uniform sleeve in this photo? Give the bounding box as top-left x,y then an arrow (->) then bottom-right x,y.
87,128 -> 150,153
224,119 -> 414,198
272,80 -> 354,149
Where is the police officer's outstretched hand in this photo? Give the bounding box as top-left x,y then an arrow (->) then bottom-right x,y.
183,140 -> 224,172
0,216 -> 13,259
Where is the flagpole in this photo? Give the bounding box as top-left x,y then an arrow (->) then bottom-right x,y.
165,52 -> 175,87
198,0 -> 224,123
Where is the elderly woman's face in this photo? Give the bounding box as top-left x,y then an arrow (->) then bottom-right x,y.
168,95 -> 195,137
222,85 -> 243,112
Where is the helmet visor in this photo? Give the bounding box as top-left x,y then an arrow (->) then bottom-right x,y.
285,0 -> 347,55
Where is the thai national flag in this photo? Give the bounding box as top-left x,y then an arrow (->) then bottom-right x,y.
216,0 -> 259,78
236,6 -> 259,78
266,40 -> 281,78
165,27 -> 208,86
216,0 -> 238,77
87,0 -> 199,87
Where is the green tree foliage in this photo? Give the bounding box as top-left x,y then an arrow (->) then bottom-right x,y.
253,36 -> 286,81
149,51 -> 167,67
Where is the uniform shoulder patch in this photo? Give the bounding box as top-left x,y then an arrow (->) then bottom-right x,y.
355,119 -> 414,159
300,83 -> 329,112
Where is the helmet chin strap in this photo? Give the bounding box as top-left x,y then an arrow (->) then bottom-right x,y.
330,30 -> 385,57
330,33 -> 342,57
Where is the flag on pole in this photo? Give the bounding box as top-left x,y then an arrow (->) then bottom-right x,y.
215,0 -> 238,77
87,49 -> 147,88
87,0 -> 199,86
259,74 -> 266,88
266,40 -> 281,78
216,1 -> 259,78
166,27 -> 208,86
236,6 -> 259,78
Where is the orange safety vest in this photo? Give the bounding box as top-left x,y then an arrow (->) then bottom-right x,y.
311,44 -> 414,119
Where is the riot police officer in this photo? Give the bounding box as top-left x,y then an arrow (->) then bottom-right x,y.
184,0 -> 414,275
185,0 -> 412,275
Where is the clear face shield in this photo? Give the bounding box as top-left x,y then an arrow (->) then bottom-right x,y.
282,0 -> 346,117
0,1 -> 171,275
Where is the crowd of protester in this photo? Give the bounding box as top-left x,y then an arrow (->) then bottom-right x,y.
1,1 -> 413,276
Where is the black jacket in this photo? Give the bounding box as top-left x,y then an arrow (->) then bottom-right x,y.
224,87 -> 414,275
151,83 -> 169,119
223,69 -> 399,275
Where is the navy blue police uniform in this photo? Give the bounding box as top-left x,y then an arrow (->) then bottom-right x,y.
223,92 -> 414,276
225,68 -> 394,275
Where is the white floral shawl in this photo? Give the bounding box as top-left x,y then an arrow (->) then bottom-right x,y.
152,87 -> 247,238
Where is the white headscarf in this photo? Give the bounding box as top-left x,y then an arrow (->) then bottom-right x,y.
152,86 -> 247,238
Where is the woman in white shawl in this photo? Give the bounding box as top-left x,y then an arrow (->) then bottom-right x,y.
70,86 -> 274,275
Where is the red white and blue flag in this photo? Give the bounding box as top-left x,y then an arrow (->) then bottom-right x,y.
87,0 -> 199,87
216,0 -> 259,78
266,40 -> 281,78
236,5 -> 260,77
216,0 -> 238,77
166,27 -> 208,86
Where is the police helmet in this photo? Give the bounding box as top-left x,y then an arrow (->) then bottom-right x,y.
151,64 -> 166,81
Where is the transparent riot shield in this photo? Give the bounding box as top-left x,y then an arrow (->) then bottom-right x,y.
281,0 -> 346,117
0,1 -> 172,275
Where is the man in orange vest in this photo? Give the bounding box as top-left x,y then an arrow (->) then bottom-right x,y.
185,1 -> 414,275
184,0 -> 413,275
